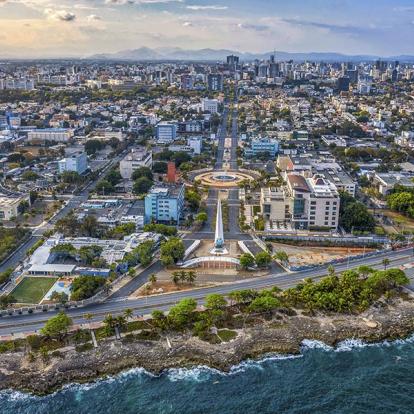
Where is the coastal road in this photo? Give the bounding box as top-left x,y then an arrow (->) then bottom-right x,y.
0,247 -> 413,336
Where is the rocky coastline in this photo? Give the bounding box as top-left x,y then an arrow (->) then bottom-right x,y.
1,297 -> 414,396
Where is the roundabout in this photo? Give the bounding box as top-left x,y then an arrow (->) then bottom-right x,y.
194,170 -> 258,188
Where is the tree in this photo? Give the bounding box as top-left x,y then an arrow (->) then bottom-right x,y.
123,308 -> 133,321
132,167 -> 153,181
255,251 -> 272,268
160,238 -> 185,266
70,276 -> 106,301
195,212 -> 208,223
382,258 -> 390,270
248,296 -> 281,314
80,216 -> 99,237
61,171 -> 82,184
143,223 -> 177,236
339,193 -> 375,233
22,170 -> 39,181
171,271 -> 180,285
40,312 -> 73,339
274,251 -> 289,264
186,270 -> 197,284
205,294 -> 227,310
50,291 -> 68,305
168,298 -> 197,328
153,161 -> 168,174
149,274 -> 157,285
239,253 -> 255,270
0,294 -> 16,310
95,180 -> 114,195
133,177 -> 153,195
85,139 -> 104,155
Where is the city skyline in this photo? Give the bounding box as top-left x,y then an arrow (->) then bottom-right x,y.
1,0 -> 414,58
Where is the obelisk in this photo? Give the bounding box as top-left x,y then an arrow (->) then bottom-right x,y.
211,199 -> 228,255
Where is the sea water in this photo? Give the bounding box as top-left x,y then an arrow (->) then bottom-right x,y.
2,337 -> 414,414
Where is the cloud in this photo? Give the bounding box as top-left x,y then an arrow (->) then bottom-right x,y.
186,4 -> 228,10
105,0 -> 134,4
44,9 -> 76,22
281,18 -> 367,35
236,22 -> 269,32
182,21 -> 193,27
87,14 -> 101,22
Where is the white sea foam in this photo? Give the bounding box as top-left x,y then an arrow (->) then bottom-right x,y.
301,339 -> 333,352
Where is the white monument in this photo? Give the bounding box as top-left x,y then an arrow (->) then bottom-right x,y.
211,199 -> 228,255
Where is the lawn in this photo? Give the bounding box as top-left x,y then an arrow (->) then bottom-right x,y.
11,277 -> 58,304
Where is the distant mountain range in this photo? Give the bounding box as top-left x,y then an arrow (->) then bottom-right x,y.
89,47 -> 414,62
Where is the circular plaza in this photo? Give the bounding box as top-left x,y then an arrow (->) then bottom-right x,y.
194,170 -> 258,188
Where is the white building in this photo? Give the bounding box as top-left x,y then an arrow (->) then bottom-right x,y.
28,128 -> 74,143
260,173 -> 340,231
187,137 -> 202,155
58,152 -> 88,175
119,149 -> 153,179
202,98 -> 219,114
0,196 -> 28,221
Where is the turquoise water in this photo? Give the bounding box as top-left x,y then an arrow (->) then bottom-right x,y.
2,337 -> 414,414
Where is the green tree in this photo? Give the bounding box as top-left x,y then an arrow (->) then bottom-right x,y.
274,250 -> 289,263
205,294 -> 227,310
95,180 -> 114,195
239,253 -> 255,270
382,258 -> 390,270
160,238 -> 185,266
153,161 -> 168,174
133,177 -> 153,195
255,251 -> 272,268
40,312 -> 73,339
248,296 -> 281,314
168,298 -> 197,328
132,167 -> 153,181
195,212 -> 208,223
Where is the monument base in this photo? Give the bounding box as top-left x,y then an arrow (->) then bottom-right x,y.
210,247 -> 229,256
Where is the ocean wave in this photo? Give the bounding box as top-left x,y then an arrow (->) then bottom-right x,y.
3,334 -> 414,400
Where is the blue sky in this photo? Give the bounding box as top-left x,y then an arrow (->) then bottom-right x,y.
1,0 -> 414,57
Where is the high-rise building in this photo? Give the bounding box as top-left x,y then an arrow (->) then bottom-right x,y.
337,76 -> 350,92
207,74 -> 223,91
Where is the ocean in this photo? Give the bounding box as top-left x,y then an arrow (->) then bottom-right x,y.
2,337 -> 414,414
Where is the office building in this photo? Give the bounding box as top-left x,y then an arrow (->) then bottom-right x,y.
144,184 -> 185,224
58,152 -> 88,175
207,74 -> 223,91
202,98 -> 219,114
244,137 -> 279,158
119,149 -> 153,179
156,122 -> 177,144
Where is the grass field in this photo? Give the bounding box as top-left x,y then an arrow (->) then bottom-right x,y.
11,277 -> 58,304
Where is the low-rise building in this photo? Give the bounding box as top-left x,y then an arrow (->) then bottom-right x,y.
0,196 -> 29,221
202,98 -> 219,114
58,152 -> 88,174
244,137 -> 279,158
28,128 -> 73,143
119,149 -> 153,179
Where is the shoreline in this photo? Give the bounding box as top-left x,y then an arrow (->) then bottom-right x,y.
1,296 -> 414,396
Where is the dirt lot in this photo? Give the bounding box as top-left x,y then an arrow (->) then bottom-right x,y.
131,281 -> 215,297
271,242 -> 374,267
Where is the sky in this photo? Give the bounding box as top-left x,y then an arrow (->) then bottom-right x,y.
1,0 -> 414,58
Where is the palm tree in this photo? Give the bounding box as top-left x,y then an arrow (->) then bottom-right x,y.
382,258 -> 390,270
187,270 -> 197,285
123,308 -> 133,321
103,314 -> 116,335
149,273 -> 157,285
171,271 -> 180,285
179,270 -> 188,284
